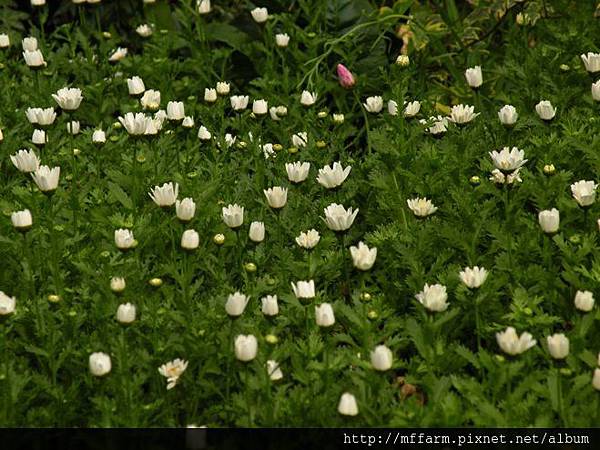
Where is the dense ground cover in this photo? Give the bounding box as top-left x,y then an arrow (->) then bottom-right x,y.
0,0 -> 600,427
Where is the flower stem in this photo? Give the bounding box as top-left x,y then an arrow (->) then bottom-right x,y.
225,320 -> 233,424
70,127 -> 79,231
353,91 -> 372,154
338,232 -> 350,299
557,368 -> 566,426
543,235 -> 554,318
504,186 -> 513,279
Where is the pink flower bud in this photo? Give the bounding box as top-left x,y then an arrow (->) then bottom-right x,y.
336,64 -> 355,89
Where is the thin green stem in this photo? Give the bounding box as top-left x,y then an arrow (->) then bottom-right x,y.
504,186 -> 513,279
557,368 -> 566,426
353,90 -> 372,154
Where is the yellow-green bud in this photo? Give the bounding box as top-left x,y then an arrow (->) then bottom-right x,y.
48,294 -> 61,303
395,54 -> 410,67
149,277 -> 163,287
265,334 -> 279,344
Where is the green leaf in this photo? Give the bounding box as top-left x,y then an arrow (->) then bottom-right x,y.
547,370 -> 560,412
107,181 -> 133,210
205,23 -> 250,51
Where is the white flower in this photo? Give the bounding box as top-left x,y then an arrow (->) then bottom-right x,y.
109,47 -> 128,62
250,7 -> 268,23
204,88 -> 217,103
363,96 -> 383,113
116,303 -> 136,324
197,125 -> 212,141
252,99 -> 268,115
197,0 -> 211,14
315,303 -> 335,327
222,204 -> 244,228
23,49 -> 45,67
415,283 -> 448,312
323,203 -> 358,231
176,198 -> 196,221
292,132 -> 308,147
225,292 -> 249,317
26,107 -> 56,125
92,129 -> 106,144
581,52 -> 600,73
216,82 -> 230,95
261,295 -> 279,316
300,91 -> 317,107
89,352 -> 111,376
387,100 -> 398,116
571,180 -> 597,207
489,147 -> 527,172
181,116 -> 194,128
292,280 -> 315,299
592,81 -> 600,101
114,229 -> 135,249
31,165 -> 60,192
167,101 -> 185,120
496,327 -> 537,355
459,266 -> 488,289
337,392 -> 358,416
275,33 -> 289,47
448,104 -> 479,124
141,89 -> 161,110
158,358 -> 188,389
110,277 -> 126,293
489,168 -> 522,185
538,209 -> 559,234
574,290 -> 595,312
11,209 -> 33,230
317,161 -> 351,189
0,34 -> 10,48
52,86 -> 83,111
266,360 -> 283,380
422,115 -> 448,135
370,345 -> 393,371
593,369 -> 600,391
404,101 -> 421,118
269,105 -> 287,120
464,65 -> 482,88
224,133 -> 237,147
136,24 -> 153,37
230,95 -> 249,111
498,105 -> 518,125
350,242 -> 377,271
127,76 -> 145,95
10,149 -> 40,172
181,229 -> 199,250
407,197 -> 437,217
286,161 -> 310,183
296,229 -> 320,249
262,143 -> 276,159
263,187 -> 288,208
32,129 -> 47,145
546,333 -> 569,359
333,113 -> 345,124
119,112 -> 151,135
67,120 -> 80,135
234,335 -> 258,362
535,100 -> 556,121
249,221 -> 265,242
149,182 -> 179,206
0,291 -> 16,315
